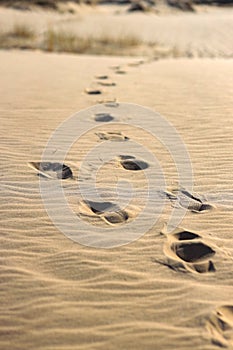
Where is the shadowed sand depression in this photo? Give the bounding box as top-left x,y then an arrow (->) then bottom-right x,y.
0,50 -> 233,350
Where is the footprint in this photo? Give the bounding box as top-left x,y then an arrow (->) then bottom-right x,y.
28,162 -> 73,179
128,60 -> 145,67
115,69 -> 127,75
121,160 -> 148,171
110,65 -> 127,74
118,155 -> 149,171
166,188 -> 213,213
207,305 -> 233,348
96,131 -> 129,141
97,100 -> 119,107
104,101 -> 119,108
85,88 -> 102,95
110,65 -> 121,70
94,113 -> 114,122
97,81 -> 116,87
178,189 -> 213,212
95,75 -> 109,80
80,200 -> 129,226
162,227 -> 216,274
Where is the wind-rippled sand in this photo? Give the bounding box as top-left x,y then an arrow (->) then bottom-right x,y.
0,50 -> 233,349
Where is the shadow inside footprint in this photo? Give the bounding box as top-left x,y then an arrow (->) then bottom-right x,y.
172,242 -> 215,263
166,188 -> 213,213
120,159 -> 149,171
180,189 -> 202,203
28,162 -> 73,179
85,88 -> 102,95
179,189 -> 214,212
188,260 -> 216,274
94,113 -> 114,122
173,230 -> 201,241
95,75 -> 109,80
84,200 -> 117,214
83,200 -> 129,226
102,210 -> 129,225
198,203 -> 213,212
98,81 -> 116,87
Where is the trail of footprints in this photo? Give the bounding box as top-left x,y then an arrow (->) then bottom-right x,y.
28,58 -> 231,349
28,60 -> 218,262
85,59 -> 146,100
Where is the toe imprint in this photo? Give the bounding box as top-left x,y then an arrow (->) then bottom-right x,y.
172,242 -> 215,263
173,230 -> 201,241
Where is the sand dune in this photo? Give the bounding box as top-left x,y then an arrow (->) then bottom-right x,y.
0,40 -> 233,350
0,6 -> 233,57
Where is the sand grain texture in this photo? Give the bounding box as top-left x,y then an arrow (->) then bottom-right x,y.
0,49 -> 233,350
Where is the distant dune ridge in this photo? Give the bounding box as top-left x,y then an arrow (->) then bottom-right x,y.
0,0 -> 232,11
0,2 -> 233,57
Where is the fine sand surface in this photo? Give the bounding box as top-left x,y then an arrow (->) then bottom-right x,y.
1,48 -> 233,350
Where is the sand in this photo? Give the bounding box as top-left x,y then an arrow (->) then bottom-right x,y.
0,5 -> 233,350
1,6 -> 233,57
